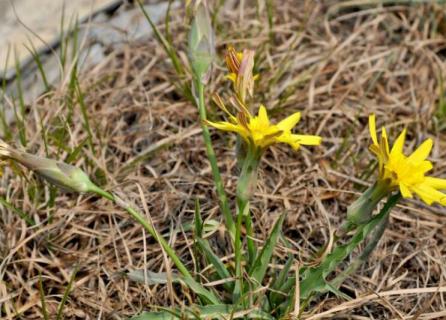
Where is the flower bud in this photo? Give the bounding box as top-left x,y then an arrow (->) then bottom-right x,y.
0,140 -> 101,194
187,0 -> 215,84
346,179 -> 391,226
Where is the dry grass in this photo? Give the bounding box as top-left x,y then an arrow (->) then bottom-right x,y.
1,0 -> 446,319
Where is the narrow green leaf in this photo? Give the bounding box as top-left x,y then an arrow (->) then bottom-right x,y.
56,266 -> 78,320
0,195 -> 35,226
269,254 -> 294,306
38,273 -> 49,320
194,199 -> 203,238
132,304 -> 275,320
197,238 -> 234,292
299,193 -> 401,300
126,269 -> 180,285
249,213 -> 285,287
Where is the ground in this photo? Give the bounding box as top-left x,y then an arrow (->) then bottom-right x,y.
0,1 -> 446,319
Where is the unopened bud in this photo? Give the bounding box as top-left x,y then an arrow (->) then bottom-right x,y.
346,179 -> 391,226
188,0 -> 215,84
0,140 -> 101,194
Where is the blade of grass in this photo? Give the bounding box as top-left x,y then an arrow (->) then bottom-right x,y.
197,238 -> 234,292
137,0 -> 184,76
13,48 -> 27,147
38,273 -> 50,320
137,0 -> 192,101
56,266 -> 78,320
0,195 -> 35,226
194,199 -> 204,238
23,39 -> 50,92
75,77 -> 95,153
0,45 -> 12,140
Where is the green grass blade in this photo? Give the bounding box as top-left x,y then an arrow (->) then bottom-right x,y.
56,266 -> 78,320
13,48 -> 27,147
194,199 -> 204,238
248,213 -> 285,287
197,238 -> 234,292
75,78 -> 95,153
38,273 -> 49,320
0,195 -> 35,226
23,40 -> 50,92
137,0 -> 185,77
269,254 -> 294,306
0,47 -> 12,140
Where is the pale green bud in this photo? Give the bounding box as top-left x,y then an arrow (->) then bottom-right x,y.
188,1 -> 215,84
0,140 -> 101,194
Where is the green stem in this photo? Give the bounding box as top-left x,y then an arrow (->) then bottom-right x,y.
233,147 -> 260,303
330,193 -> 400,289
93,188 -> 220,304
233,196 -> 247,304
196,81 -> 235,238
339,179 -> 390,234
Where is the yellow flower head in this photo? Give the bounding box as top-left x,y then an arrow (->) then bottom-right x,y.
206,97 -> 321,151
369,114 -> 446,205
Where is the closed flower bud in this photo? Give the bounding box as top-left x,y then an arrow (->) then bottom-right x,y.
188,0 -> 215,84
0,140 -> 101,194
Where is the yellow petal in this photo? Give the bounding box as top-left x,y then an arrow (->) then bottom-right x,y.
412,184 -> 446,206
390,128 -> 406,157
205,120 -> 247,137
257,105 -> 270,127
293,134 -> 322,146
407,138 -> 433,163
418,160 -> 433,174
399,183 -> 412,198
369,114 -> 378,145
277,112 -> 301,132
424,176 -> 446,190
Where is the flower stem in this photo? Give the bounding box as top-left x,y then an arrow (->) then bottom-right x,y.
93,188 -> 220,304
196,81 -> 235,238
331,192 -> 401,288
233,147 -> 260,302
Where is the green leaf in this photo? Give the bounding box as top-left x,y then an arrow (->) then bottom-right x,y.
126,270 -> 180,285
197,238 -> 234,292
249,213 -> 285,287
131,305 -> 275,320
194,199 -> 203,238
56,266 -> 78,320
299,193 -> 401,300
269,254 -> 294,307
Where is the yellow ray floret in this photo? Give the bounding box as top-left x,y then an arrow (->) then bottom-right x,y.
206,103 -> 321,151
369,114 -> 446,205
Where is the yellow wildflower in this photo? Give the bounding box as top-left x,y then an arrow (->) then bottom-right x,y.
369,114 -> 446,205
206,100 -> 321,151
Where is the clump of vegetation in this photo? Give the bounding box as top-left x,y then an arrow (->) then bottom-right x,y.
1,1 -> 446,319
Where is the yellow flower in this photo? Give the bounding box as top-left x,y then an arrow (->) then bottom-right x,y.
206,100 -> 321,151
369,114 -> 446,205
